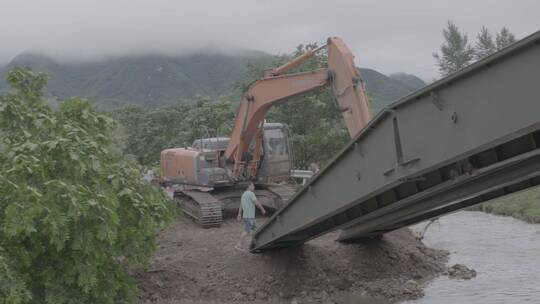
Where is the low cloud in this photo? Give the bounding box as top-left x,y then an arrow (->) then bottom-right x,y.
1,0 -> 539,80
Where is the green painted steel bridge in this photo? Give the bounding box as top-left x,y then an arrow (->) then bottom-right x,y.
251,30 -> 540,252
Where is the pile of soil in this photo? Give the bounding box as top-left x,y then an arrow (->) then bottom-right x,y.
133,217 -> 449,303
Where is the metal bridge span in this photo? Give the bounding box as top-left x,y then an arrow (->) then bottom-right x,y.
251,30 -> 540,252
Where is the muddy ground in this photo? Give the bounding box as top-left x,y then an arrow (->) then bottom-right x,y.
133,216 -> 450,304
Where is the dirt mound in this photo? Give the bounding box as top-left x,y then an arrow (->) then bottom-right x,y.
133,217 -> 448,303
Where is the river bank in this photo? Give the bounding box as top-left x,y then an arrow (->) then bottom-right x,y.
468,186 -> 540,223
133,216 -> 450,303
405,211 -> 540,303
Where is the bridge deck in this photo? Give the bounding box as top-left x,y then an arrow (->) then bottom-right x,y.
251,30 -> 540,252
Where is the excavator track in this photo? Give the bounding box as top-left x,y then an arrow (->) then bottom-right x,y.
174,184 -> 295,228
175,190 -> 223,228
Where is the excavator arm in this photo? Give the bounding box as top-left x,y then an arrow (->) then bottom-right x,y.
224,37 -> 371,178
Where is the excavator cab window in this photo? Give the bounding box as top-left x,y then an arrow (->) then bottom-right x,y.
258,123 -> 292,181
264,128 -> 289,160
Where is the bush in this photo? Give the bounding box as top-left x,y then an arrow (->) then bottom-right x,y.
0,67 -> 175,304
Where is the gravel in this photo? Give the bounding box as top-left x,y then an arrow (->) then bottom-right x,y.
133,216 -> 449,303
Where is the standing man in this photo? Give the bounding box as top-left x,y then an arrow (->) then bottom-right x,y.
236,182 -> 266,251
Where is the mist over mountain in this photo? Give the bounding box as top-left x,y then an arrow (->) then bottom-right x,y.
0,52 -> 425,110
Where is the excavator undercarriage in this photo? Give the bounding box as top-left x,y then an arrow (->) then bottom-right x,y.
171,184 -> 296,227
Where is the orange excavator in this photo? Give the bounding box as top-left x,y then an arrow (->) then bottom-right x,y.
160,37 -> 372,227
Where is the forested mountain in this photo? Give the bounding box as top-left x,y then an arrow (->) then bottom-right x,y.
0,52 -> 425,110
0,51 -> 271,108
360,69 -> 426,111
389,72 -> 427,91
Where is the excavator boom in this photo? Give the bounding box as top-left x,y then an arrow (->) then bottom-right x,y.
224,37 -> 371,178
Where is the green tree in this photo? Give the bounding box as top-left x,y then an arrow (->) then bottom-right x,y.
496,27 -> 516,50
113,103 -> 192,166
183,97 -> 236,142
433,21 -> 475,76
0,67 -> 174,304
474,26 -> 496,60
113,97 -> 235,166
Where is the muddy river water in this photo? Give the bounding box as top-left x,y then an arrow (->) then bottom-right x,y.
404,211 -> 540,304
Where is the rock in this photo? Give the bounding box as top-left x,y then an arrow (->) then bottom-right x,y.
336,278 -> 348,290
245,287 -> 256,296
405,280 -> 418,289
447,264 -> 477,280
400,279 -> 424,298
321,290 -> 329,298
255,290 -> 268,300
232,292 -> 242,300
265,275 -> 274,283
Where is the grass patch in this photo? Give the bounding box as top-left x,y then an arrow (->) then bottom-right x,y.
469,186 -> 540,223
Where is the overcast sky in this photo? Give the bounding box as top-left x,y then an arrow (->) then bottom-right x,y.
1,0 -> 539,80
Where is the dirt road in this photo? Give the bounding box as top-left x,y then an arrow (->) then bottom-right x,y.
134,216 -> 449,303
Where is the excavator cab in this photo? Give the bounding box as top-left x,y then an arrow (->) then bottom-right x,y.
257,123 -> 293,183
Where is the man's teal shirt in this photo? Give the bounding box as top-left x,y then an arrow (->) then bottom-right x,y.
241,190 -> 257,218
